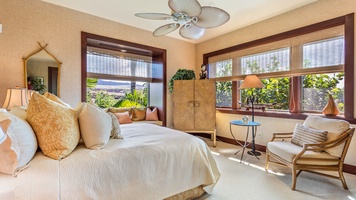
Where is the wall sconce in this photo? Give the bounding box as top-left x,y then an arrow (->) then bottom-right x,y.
1,87 -> 30,110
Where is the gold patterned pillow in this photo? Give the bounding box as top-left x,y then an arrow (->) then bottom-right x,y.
27,92 -> 80,160
132,108 -> 146,121
43,92 -> 71,107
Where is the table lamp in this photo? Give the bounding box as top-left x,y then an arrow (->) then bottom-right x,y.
239,75 -> 264,157
238,74 -> 264,122
2,87 -> 30,110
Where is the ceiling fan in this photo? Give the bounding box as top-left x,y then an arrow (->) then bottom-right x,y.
135,0 -> 230,40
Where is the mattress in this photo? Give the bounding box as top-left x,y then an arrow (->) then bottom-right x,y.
0,173 -> 16,199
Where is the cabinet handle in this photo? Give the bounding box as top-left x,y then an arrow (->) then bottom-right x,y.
188,101 -> 194,107
195,101 -> 200,107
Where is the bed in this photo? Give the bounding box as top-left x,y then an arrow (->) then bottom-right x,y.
0,123 -> 220,200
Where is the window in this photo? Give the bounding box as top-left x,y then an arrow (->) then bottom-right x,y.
204,14 -> 354,120
301,37 -> 345,113
81,32 -> 167,125
211,60 -> 232,107
86,46 -> 151,108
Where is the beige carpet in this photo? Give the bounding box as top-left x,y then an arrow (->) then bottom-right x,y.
197,138 -> 356,200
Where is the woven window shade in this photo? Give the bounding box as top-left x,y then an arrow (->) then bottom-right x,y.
87,46 -> 153,82
208,25 -> 344,81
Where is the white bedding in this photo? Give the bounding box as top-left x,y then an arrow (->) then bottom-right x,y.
11,124 -> 220,200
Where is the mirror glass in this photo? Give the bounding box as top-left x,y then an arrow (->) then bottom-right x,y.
24,45 -> 61,96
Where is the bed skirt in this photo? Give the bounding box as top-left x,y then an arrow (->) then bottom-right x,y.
165,185 -> 205,200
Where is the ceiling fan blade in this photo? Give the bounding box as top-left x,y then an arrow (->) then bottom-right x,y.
153,23 -> 180,37
194,6 -> 230,29
135,13 -> 173,20
168,0 -> 202,17
179,24 -> 205,40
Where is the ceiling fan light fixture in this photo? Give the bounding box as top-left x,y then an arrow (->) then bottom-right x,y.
135,0 -> 229,40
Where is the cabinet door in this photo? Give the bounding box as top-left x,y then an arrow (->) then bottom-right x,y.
194,80 -> 216,130
173,80 -> 195,130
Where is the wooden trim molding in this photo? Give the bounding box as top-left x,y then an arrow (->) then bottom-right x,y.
192,132 -> 356,175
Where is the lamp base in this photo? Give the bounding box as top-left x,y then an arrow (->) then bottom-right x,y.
247,151 -> 261,157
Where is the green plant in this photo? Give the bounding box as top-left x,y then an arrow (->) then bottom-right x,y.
30,77 -> 46,94
169,69 -> 196,93
113,89 -> 147,108
93,91 -> 117,108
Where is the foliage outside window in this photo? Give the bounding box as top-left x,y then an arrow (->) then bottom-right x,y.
240,51 -> 290,110
213,60 -> 232,107
86,78 -> 148,108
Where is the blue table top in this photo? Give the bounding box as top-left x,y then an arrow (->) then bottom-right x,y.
230,120 -> 261,126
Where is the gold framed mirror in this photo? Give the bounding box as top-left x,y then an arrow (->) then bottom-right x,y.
23,42 -> 62,97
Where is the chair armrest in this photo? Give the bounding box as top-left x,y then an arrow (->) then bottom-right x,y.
292,128 -> 355,163
270,132 -> 293,142
301,128 -> 354,152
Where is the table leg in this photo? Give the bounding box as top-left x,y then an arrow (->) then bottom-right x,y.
239,126 -> 250,162
230,123 -> 247,156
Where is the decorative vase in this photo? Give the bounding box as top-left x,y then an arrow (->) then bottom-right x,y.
322,94 -> 339,116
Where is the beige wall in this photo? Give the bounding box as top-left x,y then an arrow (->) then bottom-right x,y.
0,0 -> 195,127
196,0 -> 356,165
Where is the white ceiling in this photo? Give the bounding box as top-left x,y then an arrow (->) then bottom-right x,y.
42,0 -> 318,44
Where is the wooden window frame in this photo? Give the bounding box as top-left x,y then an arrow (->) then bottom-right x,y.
81,32 -> 167,126
203,14 -> 355,123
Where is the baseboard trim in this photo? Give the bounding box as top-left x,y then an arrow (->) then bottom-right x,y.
191,133 -> 356,175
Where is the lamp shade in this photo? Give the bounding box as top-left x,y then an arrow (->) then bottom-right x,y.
2,88 -> 29,110
239,75 -> 265,89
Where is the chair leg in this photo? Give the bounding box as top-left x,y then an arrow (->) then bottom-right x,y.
339,169 -> 348,190
291,167 -> 297,190
265,153 -> 270,170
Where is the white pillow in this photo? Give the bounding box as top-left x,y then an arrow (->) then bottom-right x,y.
107,112 -> 123,139
0,112 -> 37,176
78,103 -> 111,149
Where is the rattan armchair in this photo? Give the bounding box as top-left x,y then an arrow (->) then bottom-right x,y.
265,116 -> 355,190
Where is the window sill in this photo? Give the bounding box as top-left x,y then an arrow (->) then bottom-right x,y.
216,108 -> 356,124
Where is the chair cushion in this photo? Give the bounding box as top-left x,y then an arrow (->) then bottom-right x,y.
303,116 -> 350,157
291,123 -> 327,148
267,142 -> 339,165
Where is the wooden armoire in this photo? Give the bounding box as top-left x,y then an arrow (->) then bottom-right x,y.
173,80 -> 216,147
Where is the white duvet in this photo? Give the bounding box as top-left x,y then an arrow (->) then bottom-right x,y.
14,124 -> 220,200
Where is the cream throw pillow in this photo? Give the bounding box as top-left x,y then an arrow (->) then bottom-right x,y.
291,123 -> 328,148
78,103 -> 111,149
27,92 -> 80,160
